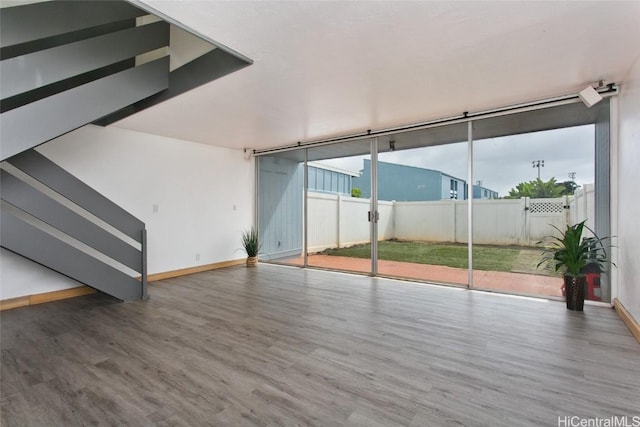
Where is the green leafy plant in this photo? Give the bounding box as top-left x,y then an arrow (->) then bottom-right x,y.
351,187 -> 362,198
505,177 -> 564,199
537,220 -> 611,276
241,227 -> 261,257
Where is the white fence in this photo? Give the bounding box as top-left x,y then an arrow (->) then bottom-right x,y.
568,183 -> 595,237
307,192 -> 394,253
307,186 -> 594,252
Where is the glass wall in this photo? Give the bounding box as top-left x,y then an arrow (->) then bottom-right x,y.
256,99 -> 611,302
471,125 -> 595,299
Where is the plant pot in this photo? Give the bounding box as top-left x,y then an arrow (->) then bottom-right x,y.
246,256 -> 258,268
564,274 -> 586,311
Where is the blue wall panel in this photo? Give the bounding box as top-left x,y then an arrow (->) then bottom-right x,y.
258,156 -> 303,260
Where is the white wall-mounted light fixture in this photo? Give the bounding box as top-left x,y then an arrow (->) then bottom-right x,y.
243,148 -> 253,160
578,84 -> 604,108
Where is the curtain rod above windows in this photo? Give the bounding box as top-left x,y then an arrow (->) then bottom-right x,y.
253,85 -> 617,157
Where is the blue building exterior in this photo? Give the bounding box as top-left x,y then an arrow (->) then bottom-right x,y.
353,160 -> 469,201
353,160 -> 497,201
307,163 -> 356,195
473,184 -> 499,199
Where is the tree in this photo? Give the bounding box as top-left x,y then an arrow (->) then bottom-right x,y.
556,180 -> 580,196
351,187 -> 362,198
505,177 -> 564,199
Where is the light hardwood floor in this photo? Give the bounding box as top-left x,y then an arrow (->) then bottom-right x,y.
1,264 -> 639,426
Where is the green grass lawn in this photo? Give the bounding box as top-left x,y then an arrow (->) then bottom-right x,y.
322,240 -> 521,272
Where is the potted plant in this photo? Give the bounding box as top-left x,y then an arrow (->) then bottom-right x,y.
537,220 -> 611,311
241,227 -> 261,267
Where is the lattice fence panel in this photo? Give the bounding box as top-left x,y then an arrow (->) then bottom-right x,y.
529,200 -> 565,214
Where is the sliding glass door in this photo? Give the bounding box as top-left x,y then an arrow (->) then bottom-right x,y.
469,100 -> 609,302
375,131 -> 469,286
305,140 -> 374,274
471,125 -> 595,299
256,98 -> 612,302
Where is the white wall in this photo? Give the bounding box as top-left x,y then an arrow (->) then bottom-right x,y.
0,125 -> 254,300
0,249 -> 84,300
617,54 -> 640,321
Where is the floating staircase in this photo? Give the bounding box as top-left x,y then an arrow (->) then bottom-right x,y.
0,0 -> 251,301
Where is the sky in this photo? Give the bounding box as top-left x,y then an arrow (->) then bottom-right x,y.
317,125 -> 595,197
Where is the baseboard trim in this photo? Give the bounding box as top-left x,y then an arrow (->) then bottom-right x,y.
147,259 -> 245,282
0,259 -> 246,311
0,286 -> 96,311
0,296 -> 30,311
614,298 -> 640,344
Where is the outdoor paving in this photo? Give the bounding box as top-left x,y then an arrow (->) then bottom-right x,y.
285,254 -> 564,298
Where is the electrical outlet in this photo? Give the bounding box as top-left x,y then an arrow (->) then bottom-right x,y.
153,204 -> 159,213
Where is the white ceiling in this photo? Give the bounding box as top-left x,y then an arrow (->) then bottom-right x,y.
115,1 -> 640,152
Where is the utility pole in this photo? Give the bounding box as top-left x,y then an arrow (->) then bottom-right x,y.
568,172 -> 576,181
532,160 -> 544,179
